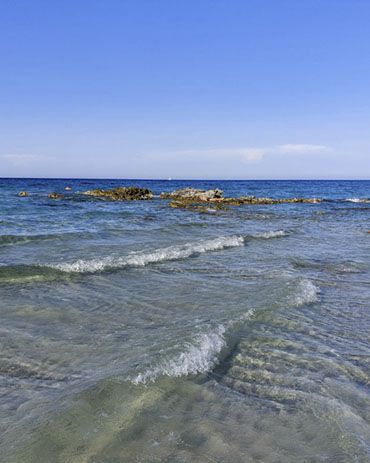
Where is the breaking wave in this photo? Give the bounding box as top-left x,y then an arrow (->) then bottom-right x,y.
1,230 -> 289,280
131,309 -> 255,384
290,279 -> 320,306
132,326 -> 227,384
47,235 -> 245,273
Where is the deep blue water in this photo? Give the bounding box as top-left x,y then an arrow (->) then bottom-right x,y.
2,177 -> 370,199
1,179 -> 370,462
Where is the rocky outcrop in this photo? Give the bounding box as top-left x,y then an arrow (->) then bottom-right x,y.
224,196 -> 321,205
169,201 -> 229,211
84,186 -> 152,200
18,184 -> 322,209
161,187 -> 223,201
162,187 -> 322,210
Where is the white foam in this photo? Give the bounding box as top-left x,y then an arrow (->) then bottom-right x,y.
346,198 -> 370,203
131,309 -> 255,385
253,230 -> 289,239
132,325 -> 227,384
47,235 -> 245,273
291,279 -> 320,306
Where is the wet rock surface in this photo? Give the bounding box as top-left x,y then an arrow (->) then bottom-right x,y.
161,187 -> 223,201
19,185 -> 322,207
169,201 -> 230,212
84,186 -> 152,200
162,187 -> 322,209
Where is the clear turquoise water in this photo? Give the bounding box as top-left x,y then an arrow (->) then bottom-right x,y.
1,179 -> 370,462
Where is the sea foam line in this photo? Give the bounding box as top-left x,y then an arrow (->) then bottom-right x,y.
46,235 -> 245,273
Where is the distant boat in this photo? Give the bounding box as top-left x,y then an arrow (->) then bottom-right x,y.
168,177 -> 172,181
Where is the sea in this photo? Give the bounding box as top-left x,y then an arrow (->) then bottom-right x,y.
1,178 -> 370,463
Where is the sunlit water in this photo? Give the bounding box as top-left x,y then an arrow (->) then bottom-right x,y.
1,179 -> 370,462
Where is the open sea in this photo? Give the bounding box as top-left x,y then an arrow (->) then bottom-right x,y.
1,178 -> 370,463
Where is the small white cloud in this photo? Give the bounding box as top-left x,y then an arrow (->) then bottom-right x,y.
275,144 -> 332,153
240,148 -> 266,161
240,144 -> 332,162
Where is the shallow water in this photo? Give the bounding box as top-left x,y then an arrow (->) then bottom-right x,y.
1,179 -> 370,462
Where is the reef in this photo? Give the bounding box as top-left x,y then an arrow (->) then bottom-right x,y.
161,187 -> 223,201
169,201 -> 229,212
18,185 -> 323,209
161,187 -> 321,210
83,187 -> 152,200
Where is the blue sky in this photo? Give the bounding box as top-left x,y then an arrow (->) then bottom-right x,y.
1,0 -> 370,179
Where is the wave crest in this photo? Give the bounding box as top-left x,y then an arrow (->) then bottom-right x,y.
131,309 -> 255,384
47,235 -> 245,273
132,326 -> 226,384
291,279 -> 320,306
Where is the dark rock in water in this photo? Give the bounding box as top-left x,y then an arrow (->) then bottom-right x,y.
161,187 -> 223,201
162,187 -> 323,210
84,189 -> 105,197
169,200 -> 229,211
280,197 -> 321,204
84,187 -> 152,200
239,195 -> 256,201
162,187 -> 322,209
48,193 -> 63,199
18,191 -> 30,197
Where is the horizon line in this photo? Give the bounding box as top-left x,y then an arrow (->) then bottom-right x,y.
1,177 -> 370,182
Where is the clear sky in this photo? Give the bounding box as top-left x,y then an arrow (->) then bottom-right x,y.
1,0 -> 370,179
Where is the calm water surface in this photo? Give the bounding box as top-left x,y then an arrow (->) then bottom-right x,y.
1,179 -> 370,462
